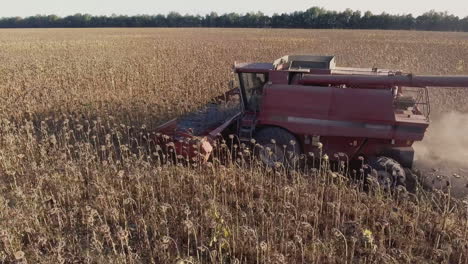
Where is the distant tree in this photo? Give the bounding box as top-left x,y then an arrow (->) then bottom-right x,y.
398,14 -> 415,30
360,11 -> 373,28
204,12 -> 218,27
219,13 -> 241,27
416,10 -> 460,31
303,7 -> 325,28
348,11 -> 361,28
0,7 -> 466,32
335,9 -> 352,28
166,12 -> 182,27
462,17 -> 468,31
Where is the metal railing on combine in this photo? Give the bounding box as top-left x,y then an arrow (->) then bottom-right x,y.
400,87 -> 430,120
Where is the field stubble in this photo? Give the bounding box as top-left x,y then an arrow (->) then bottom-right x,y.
0,28 -> 468,263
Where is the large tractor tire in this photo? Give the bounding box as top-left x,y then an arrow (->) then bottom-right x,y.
254,127 -> 300,168
369,156 -> 406,191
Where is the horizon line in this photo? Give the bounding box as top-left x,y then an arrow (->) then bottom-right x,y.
1,7 -> 467,20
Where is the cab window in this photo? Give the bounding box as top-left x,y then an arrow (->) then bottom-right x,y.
239,73 -> 267,111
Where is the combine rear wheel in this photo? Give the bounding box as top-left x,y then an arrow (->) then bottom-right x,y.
254,127 -> 300,168
369,156 -> 406,191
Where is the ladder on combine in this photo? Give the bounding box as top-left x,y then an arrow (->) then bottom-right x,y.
238,113 -> 257,142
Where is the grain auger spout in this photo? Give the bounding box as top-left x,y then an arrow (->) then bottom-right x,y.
299,74 -> 468,88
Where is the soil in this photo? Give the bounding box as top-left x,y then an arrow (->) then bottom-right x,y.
415,161 -> 468,199
413,111 -> 468,199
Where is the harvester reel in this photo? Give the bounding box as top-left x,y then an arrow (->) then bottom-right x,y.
254,127 -> 300,168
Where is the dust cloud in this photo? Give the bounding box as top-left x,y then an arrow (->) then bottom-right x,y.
414,111 -> 468,167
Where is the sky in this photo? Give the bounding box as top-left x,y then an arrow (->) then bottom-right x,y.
1,0 -> 467,18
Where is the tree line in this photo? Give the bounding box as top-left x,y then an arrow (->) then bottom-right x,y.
1,7 -> 468,32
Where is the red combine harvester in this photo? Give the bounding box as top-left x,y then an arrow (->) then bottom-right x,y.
156,55 -> 468,187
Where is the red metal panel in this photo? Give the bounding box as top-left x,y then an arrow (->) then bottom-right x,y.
268,71 -> 289,84
329,87 -> 395,122
258,84 -> 399,140
261,84 -> 332,117
259,84 -> 332,135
